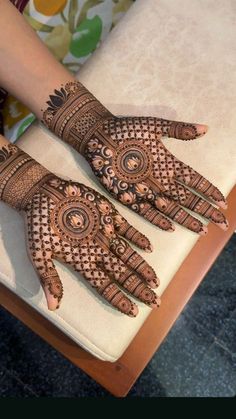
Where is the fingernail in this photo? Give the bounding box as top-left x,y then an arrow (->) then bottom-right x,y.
128,303 -> 139,317
45,291 -> 61,311
218,200 -> 228,210
199,225 -> 208,236
48,298 -> 60,311
145,243 -> 154,253
142,265 -> 160,289
150,294 -> 161,309
148,277 -> 160,289
219,219 -> 229,231
197,124 -> 208,137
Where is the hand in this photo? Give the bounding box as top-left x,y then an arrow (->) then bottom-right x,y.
0,143 -> 159,315
42,81 -> 228,234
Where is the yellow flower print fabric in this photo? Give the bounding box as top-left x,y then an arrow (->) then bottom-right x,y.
4,0 -> 134,142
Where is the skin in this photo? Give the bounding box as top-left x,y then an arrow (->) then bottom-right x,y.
0,133 -> 160,314
0,0 -> 206,125
0,0 -> 228,233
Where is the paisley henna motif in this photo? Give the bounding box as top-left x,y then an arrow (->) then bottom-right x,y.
0,143 -> 159,315
42,81 -> 228,233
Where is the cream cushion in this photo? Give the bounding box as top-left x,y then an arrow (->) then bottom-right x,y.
0,0 -> 236,362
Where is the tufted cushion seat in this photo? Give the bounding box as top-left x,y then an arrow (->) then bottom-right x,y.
0,0 -> 235,361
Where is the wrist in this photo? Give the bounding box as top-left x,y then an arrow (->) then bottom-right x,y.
41,81 -> 112,154
0,143 -> 52,210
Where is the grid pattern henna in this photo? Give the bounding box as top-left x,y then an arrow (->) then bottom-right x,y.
0,143 -> 159,315
42,81 -> 228,234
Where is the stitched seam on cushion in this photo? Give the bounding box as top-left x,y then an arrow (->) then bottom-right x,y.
0,270 -> 118,361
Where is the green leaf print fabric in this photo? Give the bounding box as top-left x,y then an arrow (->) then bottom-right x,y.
3,0 -> 134,142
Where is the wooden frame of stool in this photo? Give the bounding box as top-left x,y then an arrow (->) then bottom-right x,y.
1,185 -> 235,397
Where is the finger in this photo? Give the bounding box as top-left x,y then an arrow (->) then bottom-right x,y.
178,170 -> 227,210
38,264 -> 63,311
110,236 -> 159,288
154,195 -> 208,235
183,194 -> 228,230
100,251 -> 160,308
165,180 -> 228,231
157,118 -> 208,140
112,209 -> 153,252
116,266 -> 160,308
133,202 -> 175,232
82,267 -> 138,317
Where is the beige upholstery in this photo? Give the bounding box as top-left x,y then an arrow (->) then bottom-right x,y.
0,0 -> 236,361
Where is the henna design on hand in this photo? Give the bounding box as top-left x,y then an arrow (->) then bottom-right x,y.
42,81 -> 228,234
0,143 -> 159,316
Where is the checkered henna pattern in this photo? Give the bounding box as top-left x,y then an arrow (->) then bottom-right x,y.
42,81 -> 228,234
0,143 -> 159,315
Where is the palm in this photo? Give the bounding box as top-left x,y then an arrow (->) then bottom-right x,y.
85,116 -> 228,234
25,176 -> 159,314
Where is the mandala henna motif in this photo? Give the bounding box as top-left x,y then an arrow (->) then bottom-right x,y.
112,141 -> 153,183
0,142 -> 159,316
42,81 -> 228,234
50,196 -> 100,244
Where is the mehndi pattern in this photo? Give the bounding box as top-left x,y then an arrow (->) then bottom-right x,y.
0,143 -> 159,315
42,81 -> 228,234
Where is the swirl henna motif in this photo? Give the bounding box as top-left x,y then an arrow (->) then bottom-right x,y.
0,143 -> 160,315
42,81 -> 228,234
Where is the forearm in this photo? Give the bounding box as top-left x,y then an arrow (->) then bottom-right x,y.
0,0 -> 74,118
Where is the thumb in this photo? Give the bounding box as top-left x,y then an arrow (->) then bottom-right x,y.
162,119 -> 208,141
39,264 -> 64,311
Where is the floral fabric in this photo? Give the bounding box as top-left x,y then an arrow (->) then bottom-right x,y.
2,0 -> 134,142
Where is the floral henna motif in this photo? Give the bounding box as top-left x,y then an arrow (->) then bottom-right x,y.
42,81 -> 228,233
42,81 -> 112,152
0,144 -> 17,162
0,142 -> 159,316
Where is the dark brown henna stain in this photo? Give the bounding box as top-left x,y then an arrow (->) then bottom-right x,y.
0,141 -> 158,316
167,122 -> 198,140
40,268 -> 64,304
0,144 -> 52,209
42,82 -> 227,233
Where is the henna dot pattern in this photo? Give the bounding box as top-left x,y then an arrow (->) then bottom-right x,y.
0,143 -> 160,316
42,81 -> 228,233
